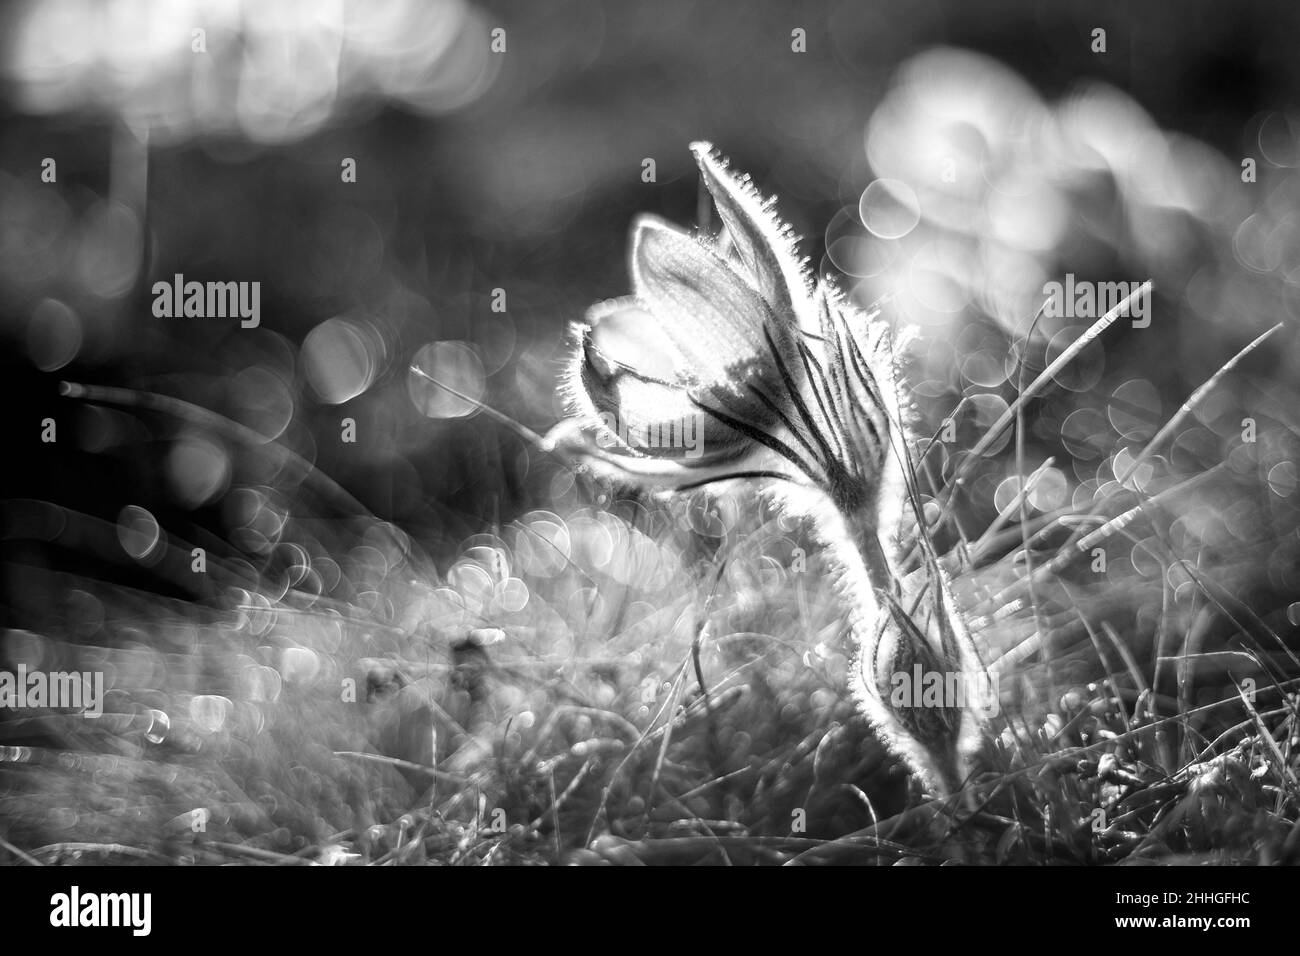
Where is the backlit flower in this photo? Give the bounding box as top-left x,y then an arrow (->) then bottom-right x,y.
554,143 -> 987,795
558,143 -> 905,529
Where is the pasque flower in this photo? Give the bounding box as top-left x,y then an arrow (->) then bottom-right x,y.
560,144 -> 900,525
555,143 -> 987,795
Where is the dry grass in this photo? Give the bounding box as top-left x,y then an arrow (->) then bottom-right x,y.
3,313 -> 1300,867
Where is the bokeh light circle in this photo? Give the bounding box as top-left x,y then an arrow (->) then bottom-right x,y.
302,317 -> 383,404
858,178 -> 921,239
408,341 -> 486,419
116,505 -> 160,561
26,298 -> 82,371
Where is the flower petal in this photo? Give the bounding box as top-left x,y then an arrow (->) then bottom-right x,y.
548,422 -> 802,492
582,298 -> 682,385
629,215 -> 775,389
690,142 -> 810,324
562,299 -> 751,461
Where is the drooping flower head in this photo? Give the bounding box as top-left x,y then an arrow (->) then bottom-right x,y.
554,143 -> 988,795
560,144 -> 904,523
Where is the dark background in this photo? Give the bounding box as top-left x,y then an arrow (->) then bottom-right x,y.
2,0 -> 1298,582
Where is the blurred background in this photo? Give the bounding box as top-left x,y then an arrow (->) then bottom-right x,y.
4,0 -> 1300,555
5,0 -> 1300,861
